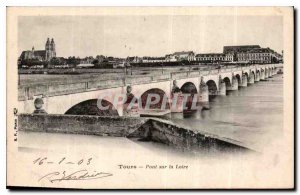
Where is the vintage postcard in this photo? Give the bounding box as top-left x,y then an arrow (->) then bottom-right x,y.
7,7 -> 294,189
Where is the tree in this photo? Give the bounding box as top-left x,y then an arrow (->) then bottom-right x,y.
50,57 -> 60,65
66,56 -> 80,66
96,55 -> 106,63
180,59 -> 189,65
92,59 -> 99,66
20,58 -> 47,67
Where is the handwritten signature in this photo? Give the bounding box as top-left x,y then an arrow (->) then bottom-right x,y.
38,169 -> 113,183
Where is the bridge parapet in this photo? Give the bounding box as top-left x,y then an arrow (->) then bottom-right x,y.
151,74 -> 171,81
18,85 -> 49,101
188,71 -> 201,77
210,69 -> 219,74
125,76 -> 152,85
171,72 -> 189,79
88,79 -> 124,90
201,70 -> 209,75
18,79 -> 126,101
48,82 -> 87,96
275,63 -> 284,68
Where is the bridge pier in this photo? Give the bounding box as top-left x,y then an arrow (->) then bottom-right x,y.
228,76 -> 238,90
237,75 -> 244,87
265,70 -> 269,78
123,102 -> 140,117
269,73 -> 273,78
269,68 -> 276,77
218,81 -> 226,95
248,74 -> 255,84
238,80 -> 243,87
241,74 -> 248,87
198,81 -> 209,102
255,73 -> 260,82
170,93 -> 184,113
260,71 -> 266,80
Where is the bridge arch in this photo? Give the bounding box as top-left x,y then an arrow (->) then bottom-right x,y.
180,82 -> 198,94
261,68 -> 265,78
139,88 -> 170,109
244,72 -> 249,80
65,99 -> 119,116
256,70 -> 261,81
223,77 -> 231,89
206,80 -> 218,95
180,82 -> 198,110
272,67 -> 275,73
251,71 -> 256,80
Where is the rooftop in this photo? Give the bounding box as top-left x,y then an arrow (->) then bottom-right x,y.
196,53 -> 225,57
173,51 -> 194,55
223,45 -> 261,53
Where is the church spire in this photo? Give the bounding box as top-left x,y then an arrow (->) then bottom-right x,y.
45,38 -> 50,51
50,38 -> 55,51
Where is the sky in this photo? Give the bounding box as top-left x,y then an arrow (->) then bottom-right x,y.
18,15 -> 283,58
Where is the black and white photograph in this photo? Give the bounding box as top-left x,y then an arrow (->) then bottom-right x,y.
6,6 -> 294,189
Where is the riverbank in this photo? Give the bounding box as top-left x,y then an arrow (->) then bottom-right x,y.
18,65 -> 221,86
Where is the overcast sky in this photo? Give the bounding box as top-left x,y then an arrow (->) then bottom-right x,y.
18,15 -> 283,58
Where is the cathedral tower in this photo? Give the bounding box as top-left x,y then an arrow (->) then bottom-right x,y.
50,38 -> 56,58
45,38 -> 56,61
45,38 -> 51,61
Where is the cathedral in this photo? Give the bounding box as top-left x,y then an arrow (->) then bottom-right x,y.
20,38 -> 56,61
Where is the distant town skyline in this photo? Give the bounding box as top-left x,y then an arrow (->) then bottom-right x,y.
18,15 -> 283,58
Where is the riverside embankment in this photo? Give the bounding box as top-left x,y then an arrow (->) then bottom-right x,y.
18,114 -> 250,152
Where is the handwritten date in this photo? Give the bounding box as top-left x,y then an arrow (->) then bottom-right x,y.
33,157 -> 92,166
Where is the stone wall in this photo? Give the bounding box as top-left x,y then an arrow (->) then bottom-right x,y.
18,114 -> 149,137
130,118 -> 251,152
18,114 -> 250,152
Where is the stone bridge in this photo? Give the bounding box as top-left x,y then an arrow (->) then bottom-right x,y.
18,64 -> 279,116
